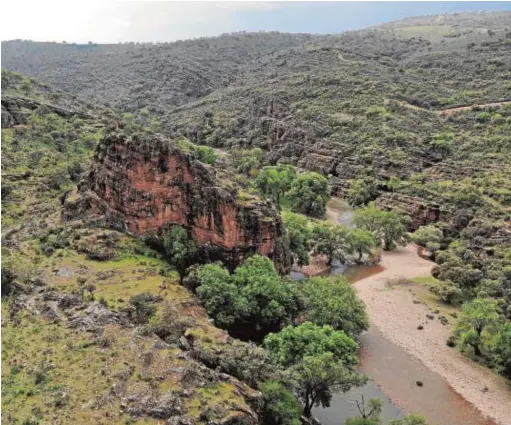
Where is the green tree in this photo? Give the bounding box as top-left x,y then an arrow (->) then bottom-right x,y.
256,165 -> 296,205
354,204 -> 410,251
196,145 -> 217,164
454,297 -> 501,357
347,179 -> 373,207
411,225 -> 443,255
347,228 -> 377,263
196,256 -> 300,335
299,276 -> 369,337
162,225 -> 197,280
493,322 -> 511,379
235,148 -> 264,176
311,222 -> 350,265
196,262 -> 245,327
282,211 -> 311,266
291,352 -> 366,417
235,255 -> 301,334
287,172 -> 331,217
264,322 -> 359,369
260,381 -> 302,425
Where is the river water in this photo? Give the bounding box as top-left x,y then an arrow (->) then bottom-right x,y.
306,198 -> 497,425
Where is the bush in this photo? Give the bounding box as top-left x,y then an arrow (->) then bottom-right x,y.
260,381 -> 302,425
128,292 -> 159,324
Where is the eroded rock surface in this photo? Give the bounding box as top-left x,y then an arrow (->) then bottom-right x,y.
63,133 -> 291,274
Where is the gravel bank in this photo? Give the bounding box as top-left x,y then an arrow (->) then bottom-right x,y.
354,244 -> 511,425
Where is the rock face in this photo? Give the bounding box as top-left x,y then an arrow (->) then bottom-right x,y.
375,192 -> 443,230
64,132 -> 292,274
1,95 -> 78,128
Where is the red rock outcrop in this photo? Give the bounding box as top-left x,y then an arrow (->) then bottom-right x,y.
63,132 -> 291,274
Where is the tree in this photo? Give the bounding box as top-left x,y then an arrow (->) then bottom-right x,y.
260,381 -> 302,425
282,211 -> 311,266
347,228 -> 377,263
291,352 -> 366,417
128,292 -> 158,324
196,145 -> 217,164
411,225 -> 443,256
311,222 -> 350,265
345,396 -> 382,425
299,277 -> 368,337
256,165 -> 296,205
235,148 -> 264,176
287,172 -> 331,217
454,297 -> 501,357
196,262 -> 244,327
235,255 -> 301,334
264,322 -> 359,369
196,255 -> 300,336
347,179 -> 373,207
493,322 -> 511,379
162,225 -> 197,280
354,204 -> 410,251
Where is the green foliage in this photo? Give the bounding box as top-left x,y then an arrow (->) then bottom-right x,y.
388,415 -> 429,425
347,179 -> 374,207
264,322 -> 359,369
354,204 -> 410,251
162,225 -> 197,279
129,292 -> 158,324
234,148 -> 264,176
260,381 -> 302,425
282,211 -> 311,266
291,352 -> 366,416
311,222 -> 350,265
287,172 -> 331,217
299,276 -> 369,337
347,228 -> 378,263
196,255 -> 301,335
196,263 -> 245,327
411,225 -> 443,255
454,297 -> 502,357
493,322 -> 511,378
256,165 -> 296,205
196,145 -> 218,164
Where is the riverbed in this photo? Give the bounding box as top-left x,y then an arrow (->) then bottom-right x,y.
310,198 -> 511,425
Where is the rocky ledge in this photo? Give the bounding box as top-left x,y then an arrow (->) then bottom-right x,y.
63,132 -> 291,274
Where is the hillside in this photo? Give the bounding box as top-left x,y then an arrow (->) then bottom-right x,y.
2,10 -> 511,425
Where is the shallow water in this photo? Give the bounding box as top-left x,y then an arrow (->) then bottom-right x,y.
313,325 -> 496,425
312,197 -> 497,425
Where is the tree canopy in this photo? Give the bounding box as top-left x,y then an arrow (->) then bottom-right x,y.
298,276 -> 369,337
196,255 -> 301,336
353,203 -> 410,251
256,165 -> 297,205
282,211 -> 311,266
287,172 -> 331,217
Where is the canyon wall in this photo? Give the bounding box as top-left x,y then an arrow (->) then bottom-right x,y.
63,132 -> 291,274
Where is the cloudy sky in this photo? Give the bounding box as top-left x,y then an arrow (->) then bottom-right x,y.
1,1 -> 510,43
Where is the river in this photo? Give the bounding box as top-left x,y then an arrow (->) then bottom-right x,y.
306,198 -> 502,425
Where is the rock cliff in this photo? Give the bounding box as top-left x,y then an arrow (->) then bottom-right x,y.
63,132 -> 292,274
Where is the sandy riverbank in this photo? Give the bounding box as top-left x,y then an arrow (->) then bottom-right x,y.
354,244 -> 511,425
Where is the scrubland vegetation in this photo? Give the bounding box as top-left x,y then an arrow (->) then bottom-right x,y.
2,10 -> 511,425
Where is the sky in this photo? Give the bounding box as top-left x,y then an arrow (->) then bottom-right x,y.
1,1 -> 511,43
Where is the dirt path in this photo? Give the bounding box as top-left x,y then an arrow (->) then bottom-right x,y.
354,244 -> 511,425
397,100 -> 511,117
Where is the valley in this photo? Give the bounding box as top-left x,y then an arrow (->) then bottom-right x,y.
2,9 -> 511,425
